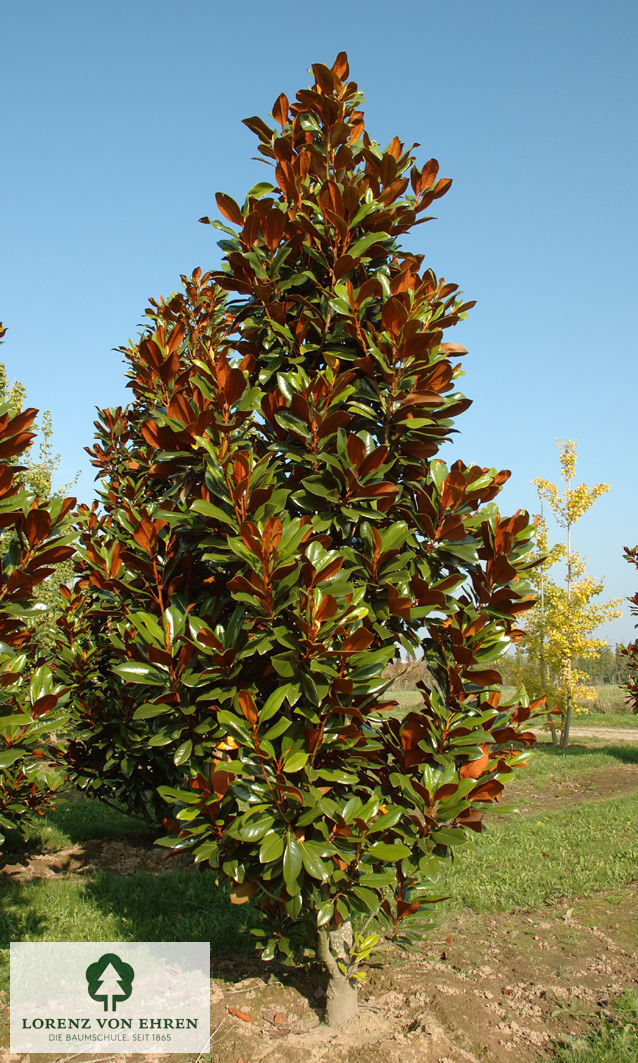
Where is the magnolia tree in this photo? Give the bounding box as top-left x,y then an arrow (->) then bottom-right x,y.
60,55 -> 543,1025
0,323 -> 76,848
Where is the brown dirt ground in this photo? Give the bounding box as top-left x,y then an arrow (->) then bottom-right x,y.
0,834 -> 190,884
200,889 -> 638,1063
1,759 -> 637,1063
504,761 -> 638,816
561,727 -> 638,744
569,726 -> 638,743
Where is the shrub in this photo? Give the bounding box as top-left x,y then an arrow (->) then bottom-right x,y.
60,54 -> 543,1024
0,323 -> 76,848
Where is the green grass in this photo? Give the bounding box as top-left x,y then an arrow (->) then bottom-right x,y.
578,712 -> 638,729
524,741 -> 638,774
590,685 -> 632,716
0,796 -> 262,996
0,870 -> 261,994
487,741 -> 638,817
389,689 -> 421,712
2,792 -> 151,854
548,991 -> 638,1062
443,791 -> 638,914
514,741 -> 638,788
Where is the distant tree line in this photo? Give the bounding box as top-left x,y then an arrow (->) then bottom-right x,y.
499,642 -> 629,690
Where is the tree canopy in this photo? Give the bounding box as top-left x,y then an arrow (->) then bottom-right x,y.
35,54 -> 544,1024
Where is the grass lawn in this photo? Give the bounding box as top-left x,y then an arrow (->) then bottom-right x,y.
441,789 -> 638,914
507,740 -> 638,794
0,871 -> 260,987
590,685 -> 633,715
578,711 -> 638,728
19,793 -> 150,850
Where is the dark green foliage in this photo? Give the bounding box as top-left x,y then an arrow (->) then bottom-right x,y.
0,323 -> 76,846
58,55 -> 544,987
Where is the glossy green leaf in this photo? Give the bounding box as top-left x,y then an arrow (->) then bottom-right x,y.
259,830 -> 284,863
283,834 -> 302,894
368,841 -> 411,861
299,840 -> 328,881
132,702 -> 170,720
316,900 -> 334,926
283,750 -> 308,773
173,739 -> 193,766
113,661 -> 164,685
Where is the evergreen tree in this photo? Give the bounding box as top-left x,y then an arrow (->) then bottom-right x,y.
58,55 -> 544,1023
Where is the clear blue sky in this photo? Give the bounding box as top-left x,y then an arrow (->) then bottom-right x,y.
2,1 -> 636,644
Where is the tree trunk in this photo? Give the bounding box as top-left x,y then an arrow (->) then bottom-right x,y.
560,696 -> 572,749
316,921 -> 359,1026
562,516 -> 573,750
540,617 -> 559,745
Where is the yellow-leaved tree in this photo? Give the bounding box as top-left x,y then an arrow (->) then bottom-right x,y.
512,440 -> 622,747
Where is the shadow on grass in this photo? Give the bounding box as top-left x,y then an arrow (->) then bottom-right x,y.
1,794 -> 152,860
0,882 -> 48,945
0,867 -> 326,1006
0,868 -> 262,977
43,793 -> 150,843
83,870 -> 325,999
535,742 -> 638,765
84,868 -> 262,956
107,867 -> 325,1012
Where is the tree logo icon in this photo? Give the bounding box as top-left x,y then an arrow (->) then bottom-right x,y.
85,952 -> 134,1012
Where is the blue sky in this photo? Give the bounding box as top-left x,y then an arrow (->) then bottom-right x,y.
2,1 -> 636,643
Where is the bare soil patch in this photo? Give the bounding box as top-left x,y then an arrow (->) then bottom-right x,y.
4,887 -> 636,1063
195,889 -> 638,1063
570,726 -> 638,743
0,834 -> 192,884
506,761 -> 638,815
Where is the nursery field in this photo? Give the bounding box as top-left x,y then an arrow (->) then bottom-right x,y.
1,719 -> 637,1063
391,688 -> 638,745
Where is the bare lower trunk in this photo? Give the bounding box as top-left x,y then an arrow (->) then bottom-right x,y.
316,920 -> 359,1026
560,697 -> 572,749
324,967 -> 359,1026
549,722 -> 559,747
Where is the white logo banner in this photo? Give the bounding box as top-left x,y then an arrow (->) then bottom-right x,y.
10,941 -> 210,1054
